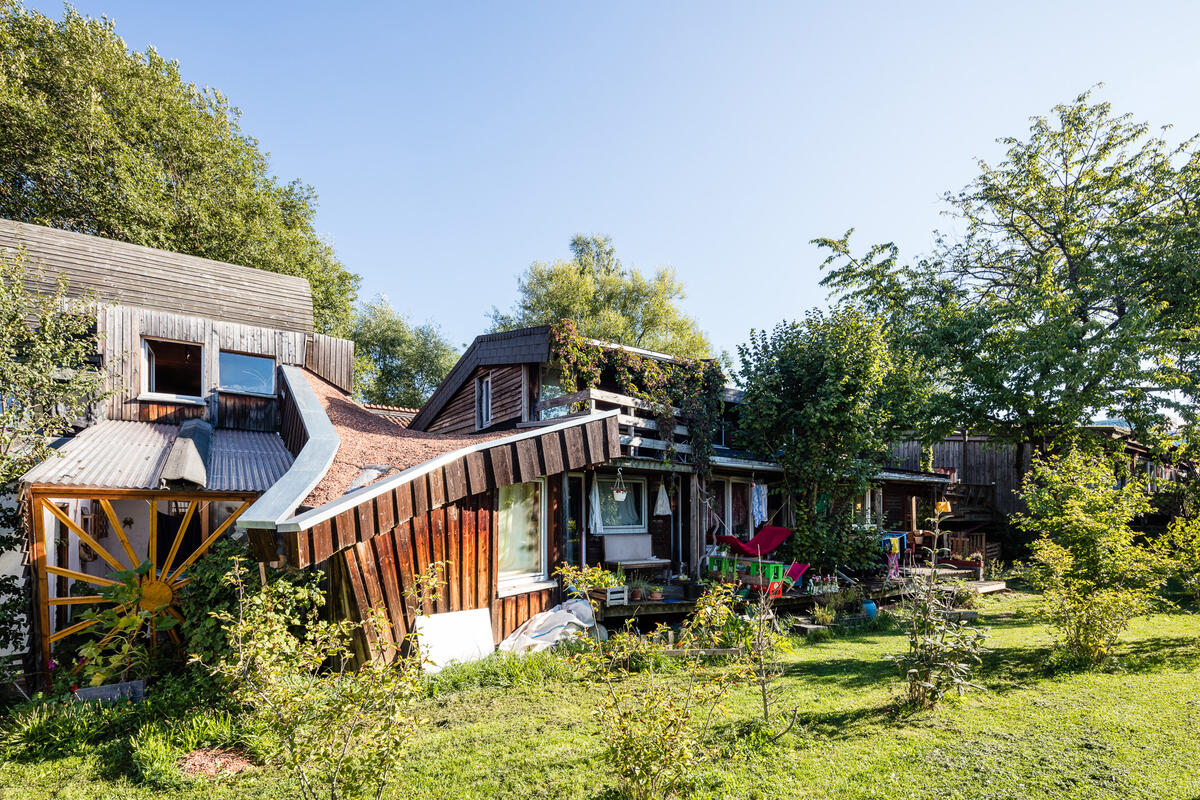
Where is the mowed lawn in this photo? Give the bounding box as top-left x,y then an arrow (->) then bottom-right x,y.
3,591 -> 1200,800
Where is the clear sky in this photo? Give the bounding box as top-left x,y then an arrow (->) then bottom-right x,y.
24,1 -> 1200,356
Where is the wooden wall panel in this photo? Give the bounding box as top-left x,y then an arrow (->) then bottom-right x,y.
217,392 -> 278,432
337,494 -> 509,650
98,304 -> 319,423
426,365 -> 527,434
304,333 -> 355,393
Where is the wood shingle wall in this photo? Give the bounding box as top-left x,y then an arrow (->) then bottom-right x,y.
426,364 -> 527,434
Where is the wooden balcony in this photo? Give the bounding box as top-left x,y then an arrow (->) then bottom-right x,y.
531,387 -> 697,459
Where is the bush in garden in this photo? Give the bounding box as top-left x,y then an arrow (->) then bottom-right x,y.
888,567 -> 988,707
200,556 -> 437,800
1017,449 -> 1165,665
1154,513 -> 1200,606
678,581 -> 752,651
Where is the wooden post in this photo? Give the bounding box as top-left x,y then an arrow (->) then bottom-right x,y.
688,473 -> 700,577
30,493 -> 51,684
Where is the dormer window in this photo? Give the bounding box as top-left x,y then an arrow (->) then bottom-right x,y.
476,373 -> 492,429
143,338 -> 203,402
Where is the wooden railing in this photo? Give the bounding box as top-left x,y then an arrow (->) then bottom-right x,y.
534,388 -> 694,458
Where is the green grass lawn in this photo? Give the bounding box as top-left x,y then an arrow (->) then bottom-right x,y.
4,591 -> 1200,800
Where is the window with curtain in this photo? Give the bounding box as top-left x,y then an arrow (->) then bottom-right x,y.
597,477 -> 646,533
497,480 -> 545,589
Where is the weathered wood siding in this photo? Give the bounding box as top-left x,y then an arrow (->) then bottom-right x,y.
217,393 -> 278,432
5,218 -> 315,332
304,333 -> 355,393
426,365 -> 527,434
96,304 -> 350,429
890,436 -> 1028,515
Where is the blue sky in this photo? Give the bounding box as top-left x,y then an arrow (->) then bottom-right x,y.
26,1 -> 1200,356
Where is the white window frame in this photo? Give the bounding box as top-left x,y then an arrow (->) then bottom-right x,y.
496,477 -> 551,596
140,337 -> 205,405
596,475 -> 648,534
217,350 -> 277,397
475,373 -> 492,430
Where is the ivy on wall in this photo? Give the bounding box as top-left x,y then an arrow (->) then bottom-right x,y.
550,320 -> 726,475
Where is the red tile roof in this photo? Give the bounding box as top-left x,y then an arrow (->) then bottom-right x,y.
302,372 -> 506,507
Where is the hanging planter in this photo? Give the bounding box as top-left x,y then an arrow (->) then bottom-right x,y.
611,468 -> 629,502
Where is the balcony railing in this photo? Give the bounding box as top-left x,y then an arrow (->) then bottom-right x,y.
532,388 -> 695,457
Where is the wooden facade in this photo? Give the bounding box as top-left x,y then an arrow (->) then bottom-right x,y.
96,304 -> 353,429
259,414 -> 624,652
889,434 -> 1026,516
425,364 -> 528,434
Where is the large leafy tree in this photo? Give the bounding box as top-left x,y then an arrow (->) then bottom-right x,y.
0,3 -> 359,334
818,91 -> 1200,469
352,296 -> 458,408
737,308 -> 927,569
0,252 -> 108,691
490,234 -> 713,359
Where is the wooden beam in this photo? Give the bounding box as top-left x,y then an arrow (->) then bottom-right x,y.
160,500 -> 198,577
40,500 -> 125,572
46,565 -> 117,587
99,499 -> 138,566
167,499 -> 251,581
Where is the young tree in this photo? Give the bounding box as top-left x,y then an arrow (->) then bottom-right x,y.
0,252 -> 108,691
737,308 -> 926,569
818,91 -> 1200,471
490,234 -> 712,359
352,296 -> 458,408
0,3 -> 359,334
1017,449 -> 1164,665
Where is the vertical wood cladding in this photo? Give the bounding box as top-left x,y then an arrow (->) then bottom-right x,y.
95,304 -> 351,427
217,392 -> 278,431
337,492 -> 560,648
426,365 -> 527,434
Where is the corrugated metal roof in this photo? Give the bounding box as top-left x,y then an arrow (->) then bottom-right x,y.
22,421 -> 293,493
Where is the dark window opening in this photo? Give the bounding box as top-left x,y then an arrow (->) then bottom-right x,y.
146,339 -> 202,398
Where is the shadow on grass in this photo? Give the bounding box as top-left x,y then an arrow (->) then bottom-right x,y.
782,652 -> 895,689
976,632 -> 1200,691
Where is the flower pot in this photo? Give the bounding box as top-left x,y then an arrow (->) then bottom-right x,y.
630,589 -> 644,601
861,601 -> 878,619
612,489 -> 628,502
648,590 -> 663,601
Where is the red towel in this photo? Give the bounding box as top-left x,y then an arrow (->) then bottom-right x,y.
715,525 -> 793,557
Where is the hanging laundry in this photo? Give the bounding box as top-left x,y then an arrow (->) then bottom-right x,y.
751,482 -> 769,527
653,481 -> 672,516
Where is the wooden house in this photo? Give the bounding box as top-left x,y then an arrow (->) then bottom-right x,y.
5,220 -> 354,675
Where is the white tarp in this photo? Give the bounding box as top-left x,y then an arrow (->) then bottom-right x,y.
588,479 -> 605,535
413,607 -> 495,673
498,599 -> 596,654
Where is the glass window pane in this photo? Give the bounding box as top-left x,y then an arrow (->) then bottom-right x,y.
598,479 -> 644,531
219,352 -> 275,394
498,481 -> 543,584
706,480 -> 727,538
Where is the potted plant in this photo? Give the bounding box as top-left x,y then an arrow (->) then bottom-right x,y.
647,584 -> 664,602
968,551 -> 985,581
629,579 -> 649,602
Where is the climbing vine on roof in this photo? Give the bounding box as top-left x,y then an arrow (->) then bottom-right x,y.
550,320 -> 726,475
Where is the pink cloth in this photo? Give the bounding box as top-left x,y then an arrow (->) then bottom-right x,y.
715,525 -> 793,557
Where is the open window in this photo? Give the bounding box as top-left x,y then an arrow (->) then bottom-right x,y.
219,351 -> 275,395
143,339 -> 203,402
496,479 -> 547,593
475,373 -> 492,429
596,476 -> 647,533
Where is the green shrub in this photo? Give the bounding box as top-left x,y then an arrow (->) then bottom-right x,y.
1018,450 -> 1165,665
1155,513 -> 1200,606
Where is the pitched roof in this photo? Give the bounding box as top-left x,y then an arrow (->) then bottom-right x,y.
21,420 -> 293,492
1,218 -> 314,333
408,326 -> 552,430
